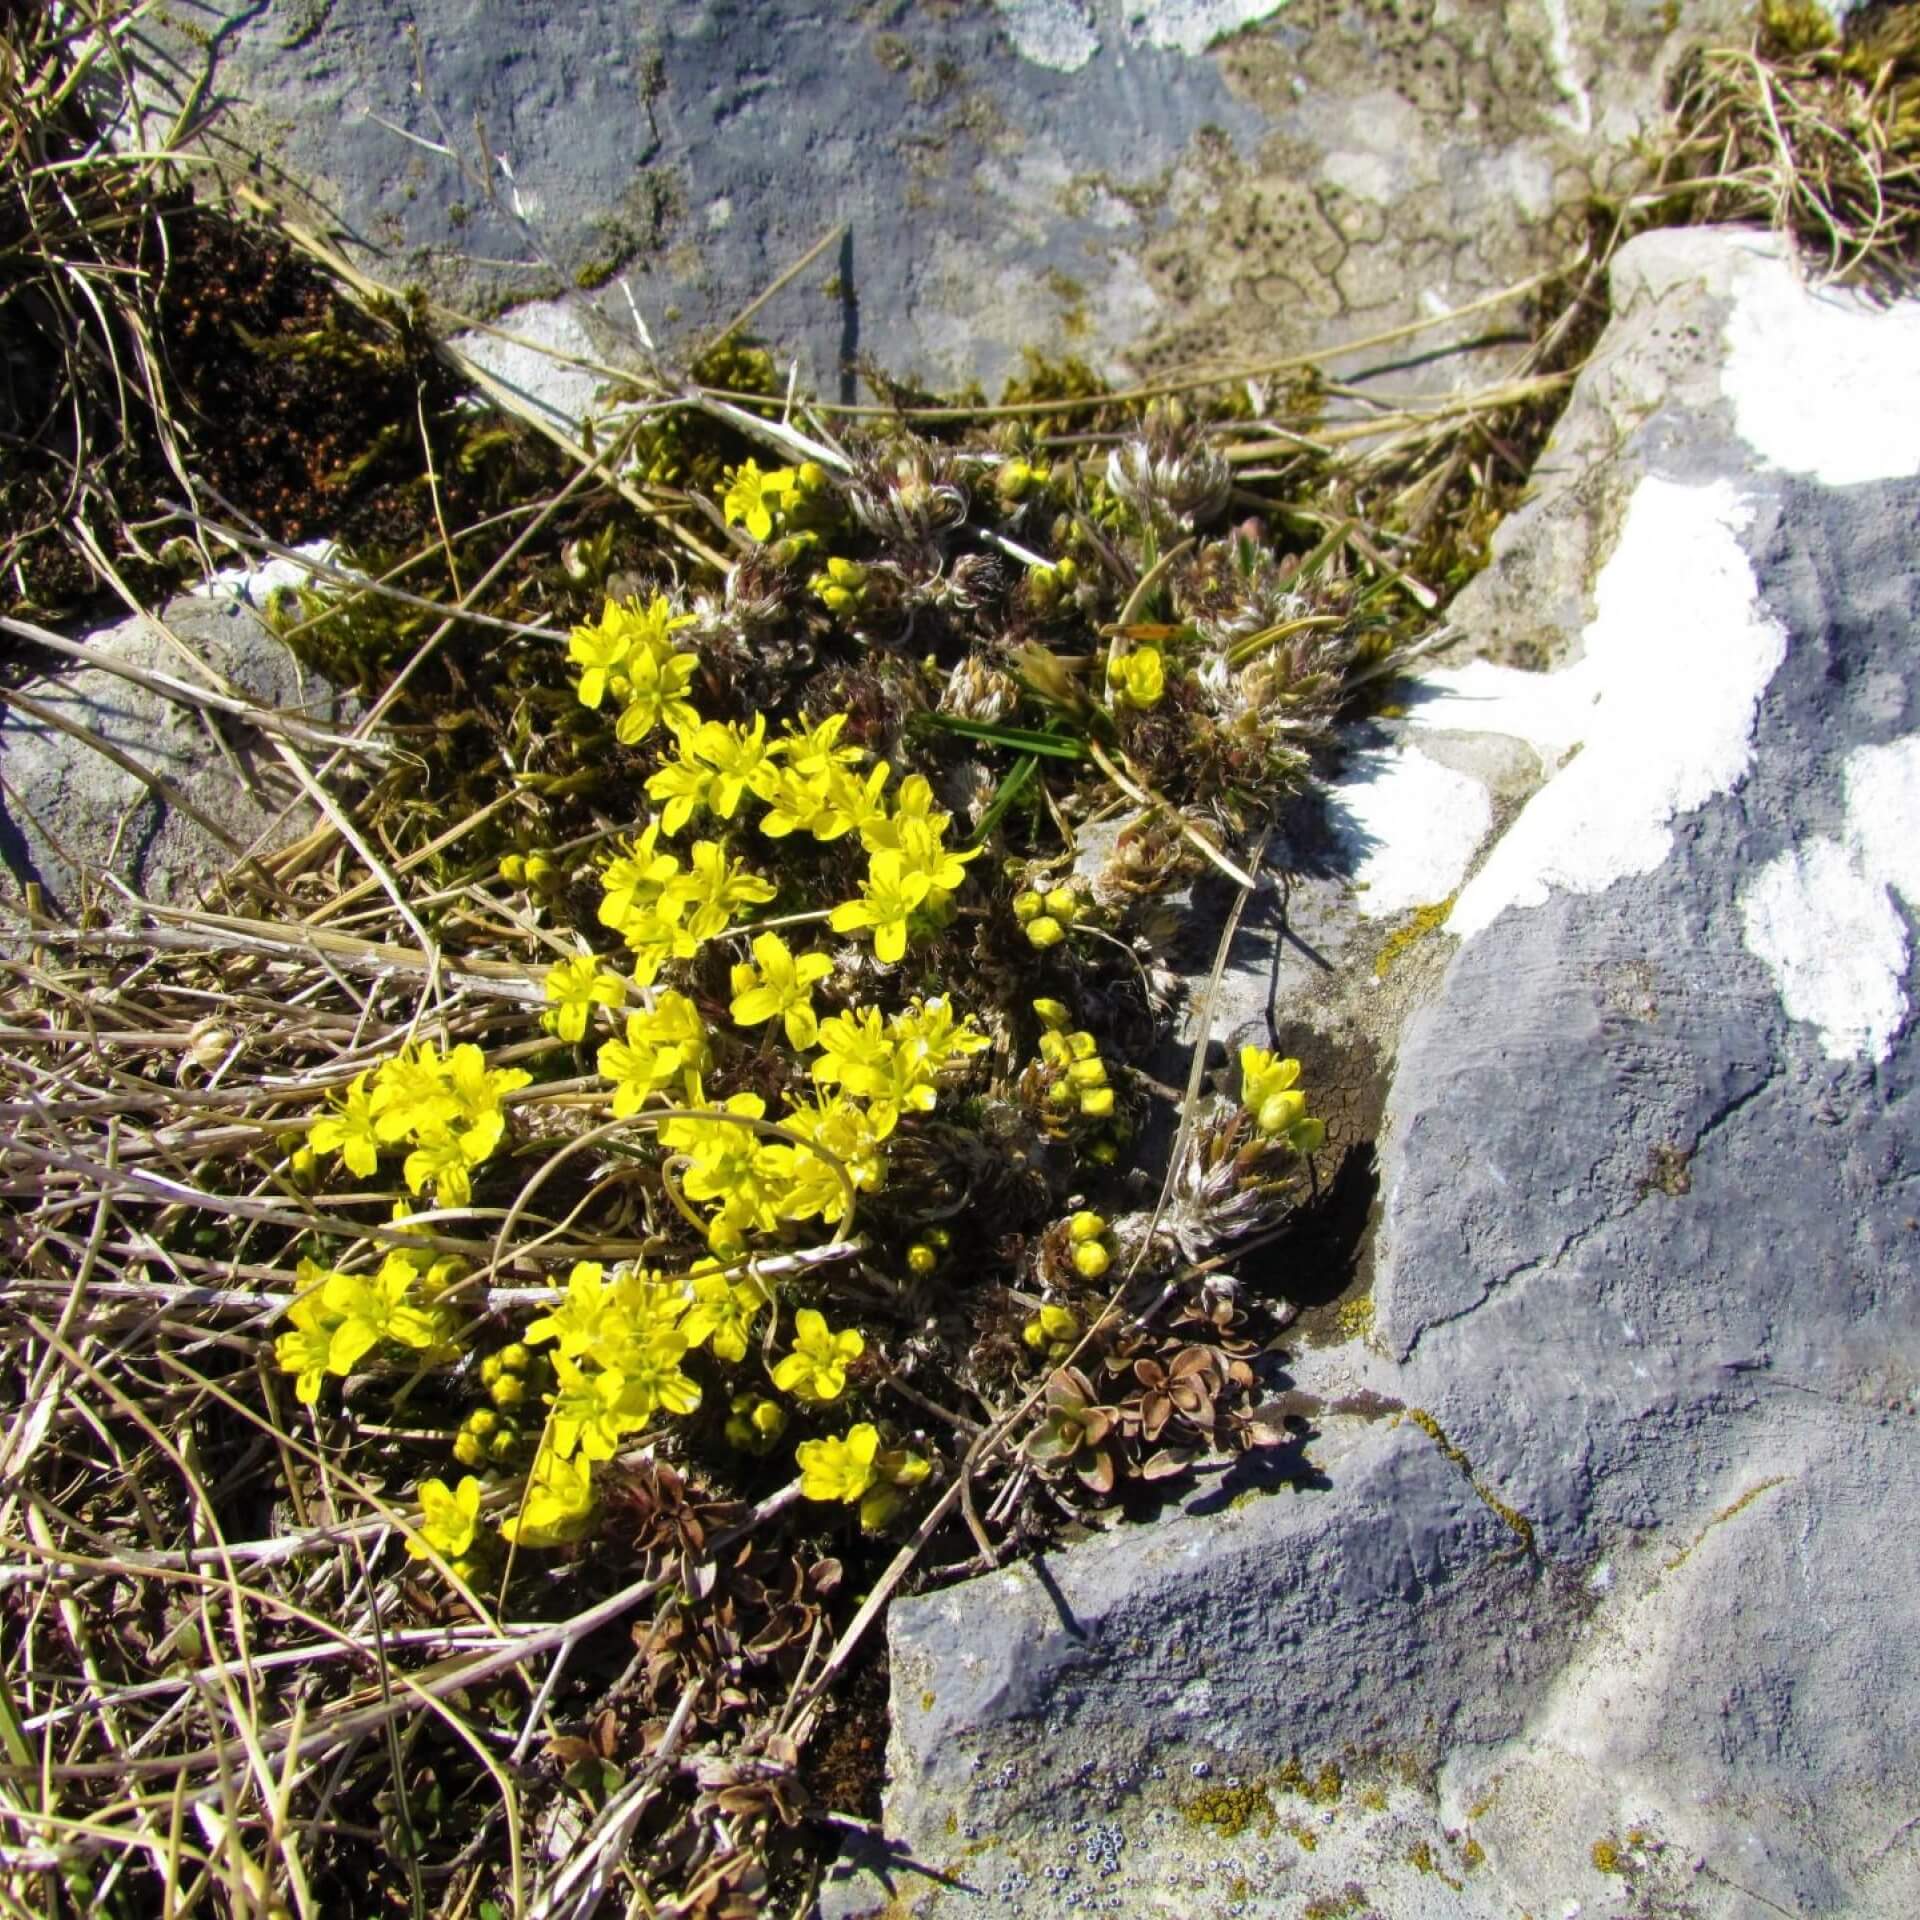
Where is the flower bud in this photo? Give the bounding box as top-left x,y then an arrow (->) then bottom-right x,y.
1072,1239 -> 1112,1280
1025,915 -> 1066,950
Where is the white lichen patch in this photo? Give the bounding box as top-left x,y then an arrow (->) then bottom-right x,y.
991,0 -> 1101,71
1738,734 -> 1920,1062
1128,0 -> 1290,58
1410,476 -> 1788,941
451,299 -> 609,436
1723,249 -> 1920,485
1325,746 -> 1494,919
991,0 -> 1288,71
191,539 -> 345,607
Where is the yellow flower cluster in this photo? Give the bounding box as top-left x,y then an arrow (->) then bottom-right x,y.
829,772 -> 980,964
598,990 -> 711,1115
1012,881 -> 1087,952
795,1420 -> 931,1530
495,1257 -> 759,1545
275,1243 -> 459,1407
596,824 -> 777,986
1032,996 -> 1116,1121
588,990 -> 984,1252
309,1041 -> 530,1208
567,593 -> 699,746
1239,1047 -> 1327,1156
721,458 -> 831,542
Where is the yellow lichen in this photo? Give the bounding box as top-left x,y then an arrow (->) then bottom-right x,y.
1373,894 -> 1457,977
1182,1782 -> 1274,1838
1275,1756 -> 1344,1803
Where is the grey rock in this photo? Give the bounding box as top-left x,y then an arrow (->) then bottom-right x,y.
0,593 -> 353,917
829,229 -> 1920,1917
135,2 -> 1743,392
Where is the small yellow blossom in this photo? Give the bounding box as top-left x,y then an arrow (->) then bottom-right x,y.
677,838 -> 777,942
772,1307 -> 865,1403
682,1262 -> 766,1364
407,1475 -> 483,1561
1109,645 -> 1166,710
722,459 -> 798,541
829,849 -> 931,964
796,1422 -> 880,1504
1239,1046 -> 1325,1151
310,1071 -> 381,1178
543,954 -> 626,1043
730,932 -> 833,1048
500,1441 -> 595,1547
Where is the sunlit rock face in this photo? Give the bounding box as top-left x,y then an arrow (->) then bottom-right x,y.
136,1 -> 1740,393
826,229 -> 1920,1920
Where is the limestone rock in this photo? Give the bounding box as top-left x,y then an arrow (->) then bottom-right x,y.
137,1 -> 1743,396
826,229 -> 1920,1918
0,592 -> 353,917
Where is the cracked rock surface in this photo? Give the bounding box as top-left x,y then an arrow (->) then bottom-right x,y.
825,228 -> 1920,1918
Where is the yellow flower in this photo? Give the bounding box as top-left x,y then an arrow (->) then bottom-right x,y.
500,1441 -> 594,1547
543,954 -> 626,1043
1239,1045 -> 1323,1150
829,849 -> 931,964
597,992 -> 711,1115
796,1422 -> 880,1503
773,711 -> 864,778
546,1353 -> 647,1461
1109,645 -> 1166,710
613,637 -> 701,747
673,838 -> 777,941
775,1092 -> 890,1223
370,1043 -> 458,1144
682,1262 -> 766,1364
660,1093 -> 780,1245
722,459 -> 798,540
567,602 -> 632,710
310,1071 -> 381,1178
402,1128 -> 485,1208
597,823 -> 684,932
858,772 -> 949,855
730,932 -> 833,1048
407,1475 -> 483,1561
274,1286 -> 340,1407
644,732 -> 719,836
756,763 -> 840,840
695,714 -> 780,820
524,1260 -> 613,1359
772,1307 -> 865,1403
